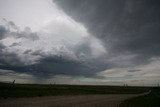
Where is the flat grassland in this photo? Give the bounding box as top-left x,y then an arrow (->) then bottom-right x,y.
0,83 -> 159,107
0,82 -> 150,98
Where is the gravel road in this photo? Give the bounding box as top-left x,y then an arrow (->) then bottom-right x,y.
0,93 -> 148,107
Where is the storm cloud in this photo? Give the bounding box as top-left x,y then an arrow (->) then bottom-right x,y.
52,0 -> 160,85
54,0 -> 160,63
0,18 -> 107,78
0,0 -> 160,85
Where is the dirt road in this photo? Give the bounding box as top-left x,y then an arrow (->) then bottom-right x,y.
0,93 -> 148,107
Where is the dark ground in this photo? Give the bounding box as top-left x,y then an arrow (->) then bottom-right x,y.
0,82 -> 150,98
120,87 -> 160,107
0,82 -> 159,107
0,94 -> 148,107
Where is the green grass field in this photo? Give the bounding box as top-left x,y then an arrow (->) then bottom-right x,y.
120,87 -> 160,107
0,82 -> 150,98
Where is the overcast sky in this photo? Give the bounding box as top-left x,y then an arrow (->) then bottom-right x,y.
0,0 -> 160,86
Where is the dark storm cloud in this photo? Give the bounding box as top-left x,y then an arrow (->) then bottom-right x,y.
54,0 -> 160,62
0,43 -> 7,66
0,20 -> 40,66
0,25 -> 7,40
2,0 -> 160,79
18,27 -> 39,41
0,19 -> 109,78
31,49 -> 44,56
23,49 -> 32,54
9,42 -> 21,47
0,43 -> 5,50
0,20 -> 40,69
0,52 -> 23,66
0,20 -> 109,78
0,56 -> 107,77
127,69 -> 141,72
0,19 -> 39,41
74,41 -> 92,60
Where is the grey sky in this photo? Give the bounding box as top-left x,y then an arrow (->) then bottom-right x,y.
0,0 -> 160,86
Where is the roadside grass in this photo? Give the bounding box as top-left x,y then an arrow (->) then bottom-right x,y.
120,87 -> 160,107
0,82 -> 150,98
